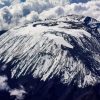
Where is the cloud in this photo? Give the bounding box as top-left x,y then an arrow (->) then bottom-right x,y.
64,1 -> 100,21
0,74 -> 27,100
0,0 -> 11,8
0,0 -> 100,31
26,11 -> 39,23
0,75 -> 9,90
9,87 -> 26,100
39,6 -> 64,20
40,1 -> 100,21
0,0 -> 55,30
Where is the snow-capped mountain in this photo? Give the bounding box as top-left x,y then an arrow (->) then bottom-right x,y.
0,0 -> 100,100
0,15 -> 100,100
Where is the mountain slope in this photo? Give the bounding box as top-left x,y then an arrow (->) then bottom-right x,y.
0,15 -> 100,100
0,15 -> 100,88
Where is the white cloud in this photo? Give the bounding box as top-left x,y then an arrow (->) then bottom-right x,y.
40,1 -> 100,21
0,75 -> 27,99
64,1 -> 100,21
26,11 -> 39,23
0,0 -> 54,30
9,88 -> 26,100
39,6 -> 64,20
0,75 -> 9,90
0,0 -> 100,30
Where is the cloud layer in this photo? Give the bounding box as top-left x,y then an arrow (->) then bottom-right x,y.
0,75 -> 9,90
40,1 -> 100,21
0,0 -> 100,30
9,88 -> 26,100
0,75 -> 26,100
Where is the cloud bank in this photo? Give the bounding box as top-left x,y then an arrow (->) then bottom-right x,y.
0,0 -> 100,30
40,1 -> 100,21
9,87 -> 26,100
0,75 -> 9,90
64,1 -> 100,21
0,74 -> 26,100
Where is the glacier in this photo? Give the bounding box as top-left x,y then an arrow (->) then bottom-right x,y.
0,15 -> 100,87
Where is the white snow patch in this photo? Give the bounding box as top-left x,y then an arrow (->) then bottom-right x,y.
11,24 -> 49,36
65,29 -> 91,37
44,33 -> 73,48
83,73 -> 96,86
98,28 -> 100,33
11,23 -> 91,39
